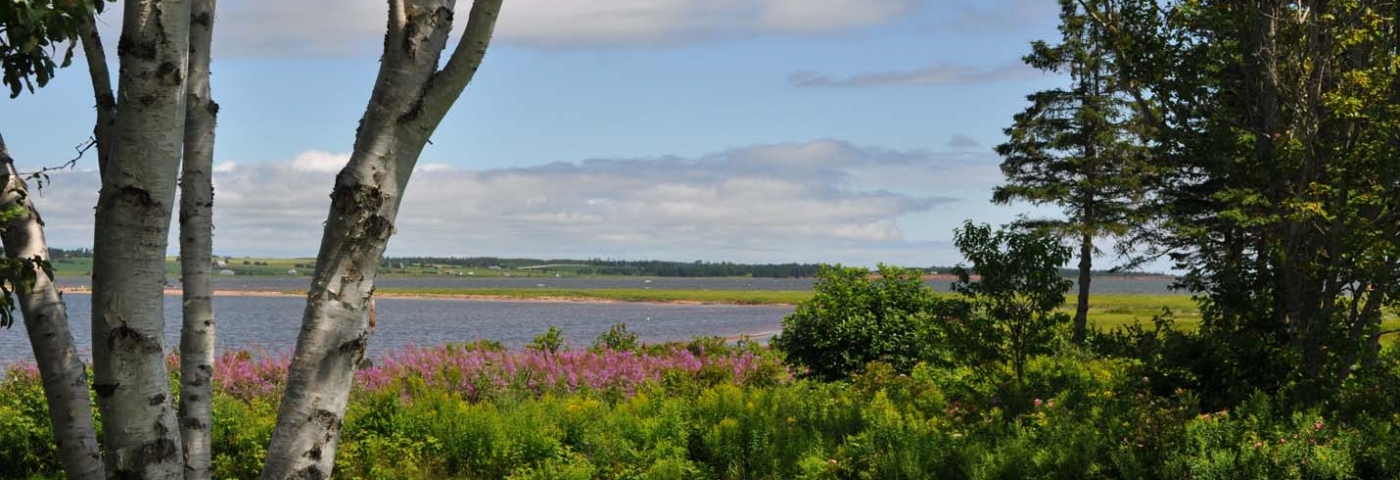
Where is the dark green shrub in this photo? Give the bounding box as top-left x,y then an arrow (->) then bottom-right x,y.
949,221 -> 1073,383
593,323 -> 639,352
529,326 -> 566,354
0,368 -> 59,478
1088,309 -> 1292,412
445,339 -> 505,353
772,264 -> 952,381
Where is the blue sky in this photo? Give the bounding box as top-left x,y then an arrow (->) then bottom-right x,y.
0,0 -> 1122,269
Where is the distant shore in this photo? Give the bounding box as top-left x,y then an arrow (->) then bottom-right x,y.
55,287 -> 807,306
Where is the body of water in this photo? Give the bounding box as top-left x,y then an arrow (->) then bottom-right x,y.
52,274 -> 1182,294
0,275 -> 1181,365
0,293 -> 792,364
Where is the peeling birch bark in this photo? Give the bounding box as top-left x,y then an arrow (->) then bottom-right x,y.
260,1 -> 503,478
177,1 -> 218,478
90,0 -> 194,477
76,12 -> 116,178
0,134 -> 104,480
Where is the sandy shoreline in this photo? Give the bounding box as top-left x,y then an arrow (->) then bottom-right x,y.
55,287 -> 795,307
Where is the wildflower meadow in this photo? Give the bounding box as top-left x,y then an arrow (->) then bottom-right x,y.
3,327 -> 1398,479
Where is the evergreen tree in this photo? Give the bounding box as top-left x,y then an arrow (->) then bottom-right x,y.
993,0 -> 1151,343
1087,0 -> 1400,400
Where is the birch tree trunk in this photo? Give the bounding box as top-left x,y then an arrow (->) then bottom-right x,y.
77,13 -> 116,178
0,134 -> 104,480
90,0 -> 194,477
177,1 -> 218,478
261,1 -> 502,478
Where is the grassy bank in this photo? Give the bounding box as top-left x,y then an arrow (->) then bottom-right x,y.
374,288 -> 1196,318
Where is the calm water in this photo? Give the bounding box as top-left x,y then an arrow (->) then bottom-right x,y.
0,275 -> 1180,365
0,294 -> 793,364
51,275 -> 1181,294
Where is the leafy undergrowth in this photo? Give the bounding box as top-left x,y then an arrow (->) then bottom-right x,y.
2,341 -> 1398,479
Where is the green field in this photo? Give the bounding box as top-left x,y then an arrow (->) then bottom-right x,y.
49,256 -> 317,277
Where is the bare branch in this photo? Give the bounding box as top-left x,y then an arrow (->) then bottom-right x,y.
387,0 -> 408,40
415,0 -> 504,129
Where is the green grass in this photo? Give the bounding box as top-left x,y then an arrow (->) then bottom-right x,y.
49,257 -> 94,276
1078,293 -> 1203,330
50,256 -> 316,277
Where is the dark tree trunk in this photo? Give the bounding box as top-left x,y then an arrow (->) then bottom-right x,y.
1074,232 -> 1093,343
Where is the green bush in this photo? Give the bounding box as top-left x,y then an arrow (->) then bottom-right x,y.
772,264 -> 956,381
0,368 -> 59,478
1088,310 -> 1294,412
528,326 -> 565,354
949,221 -> 1073,384
592,323 -> 639,352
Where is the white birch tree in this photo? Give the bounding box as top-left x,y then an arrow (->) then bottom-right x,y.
88,0 -> 193,477
260,1 -> 504,478
176,1 -> 218,478
0,134 -> 105,480
12,1 -> 502,477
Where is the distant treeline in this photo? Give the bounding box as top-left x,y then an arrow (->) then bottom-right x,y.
381,257 -> 1165,278
381,257 -> 826,278
927,266 -> 1167,278
38,250 -> 1163,278
49,248 -> 93,260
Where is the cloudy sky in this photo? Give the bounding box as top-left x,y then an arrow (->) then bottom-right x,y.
0,0 -> 1092,268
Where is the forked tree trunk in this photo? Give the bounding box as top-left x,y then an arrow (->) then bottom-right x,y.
260,1 -> 502,478
0,134 -> 104,480
90,0 -> 194,477
177,1 -> 218,478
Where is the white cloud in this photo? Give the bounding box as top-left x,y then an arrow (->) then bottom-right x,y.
288,150 -> 350,173
789,61 -> 1041,88
941,0 -> 1060,33
88,0 -> 918,56
26,139 -> 1000,265
416,163 -> 454,173
945,134 -> 984,150
498,0 -> 914,46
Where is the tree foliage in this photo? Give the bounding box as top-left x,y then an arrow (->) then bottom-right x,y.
0,0 -> 107,97
773,265 -> 953,381
950,221 -> 1074,384
1079,0 -> 1400,401
994,0 -> 1153,343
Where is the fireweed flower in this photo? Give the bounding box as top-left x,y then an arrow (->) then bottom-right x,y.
350,343 -> 788,401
